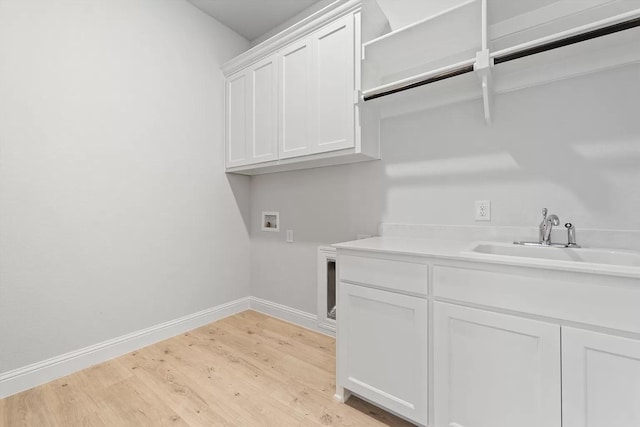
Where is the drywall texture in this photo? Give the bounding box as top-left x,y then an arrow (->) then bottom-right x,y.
250,64 -> 640,315
250,0 -> 340,46
0,0 -> 250,373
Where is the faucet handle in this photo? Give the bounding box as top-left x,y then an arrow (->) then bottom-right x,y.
564,222 -> 573,229
542,208 -> 547,218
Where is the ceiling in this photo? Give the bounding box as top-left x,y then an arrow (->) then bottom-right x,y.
187,0 -> 324,41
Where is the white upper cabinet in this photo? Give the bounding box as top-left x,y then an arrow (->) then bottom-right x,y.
562,327 -> 640,427
225,54 -> 278,167
434,302 -> 562,427
279,38 -> 314,159
225,71 -> 249,167
223,1 -> 379,175
280,13 -> 355,159
313,14 -> 355,153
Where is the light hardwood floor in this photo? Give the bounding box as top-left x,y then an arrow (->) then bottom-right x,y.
1,310 -> 414,426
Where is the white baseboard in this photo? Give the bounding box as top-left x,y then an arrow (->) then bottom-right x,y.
0,296 -> 331,400
0,297 -> 250,399
318,319 -> 336,334
249,297 -> 334,337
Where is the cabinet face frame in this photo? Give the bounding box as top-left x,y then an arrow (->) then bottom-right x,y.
433,301 -> 562,427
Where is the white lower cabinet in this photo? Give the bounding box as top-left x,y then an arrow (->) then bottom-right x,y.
336,249 -> 640,427
562,327 -> 640,427
433,302 -> 561,427
337,282 -> 428,425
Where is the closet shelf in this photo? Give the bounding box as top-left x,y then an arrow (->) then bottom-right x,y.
492,8 -> 640,64
488,0 -> 640,53
362,0 -> 481,90
362,4 -> 640,123
493,22 -> 640,95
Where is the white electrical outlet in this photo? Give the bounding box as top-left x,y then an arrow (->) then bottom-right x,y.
475,200 -> 491,221
286,229 -> 294,243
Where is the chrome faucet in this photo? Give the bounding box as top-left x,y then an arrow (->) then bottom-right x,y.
538,208 -> 548,243
515,208 -> 576,248
541,214 -> 560,246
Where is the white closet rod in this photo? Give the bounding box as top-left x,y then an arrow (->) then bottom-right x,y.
363,10 -> 640,102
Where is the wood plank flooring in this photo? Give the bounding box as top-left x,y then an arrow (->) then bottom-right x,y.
1,310 -> 414,426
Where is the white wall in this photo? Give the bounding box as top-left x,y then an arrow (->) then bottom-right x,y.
250,64 -> 640,315
0,0 -> 251,373
250,0 -> 342,46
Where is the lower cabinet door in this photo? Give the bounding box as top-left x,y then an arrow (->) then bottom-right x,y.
337,282 -> 428,425
434,302 -> 561,427
562,327 -> 640,427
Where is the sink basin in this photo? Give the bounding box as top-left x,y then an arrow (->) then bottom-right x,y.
465,242 -> 640,268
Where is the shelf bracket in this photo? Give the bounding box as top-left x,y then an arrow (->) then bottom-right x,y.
474,49 -> 494,125
354,89 -> 362,105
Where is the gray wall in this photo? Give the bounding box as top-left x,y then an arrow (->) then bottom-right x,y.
250,0 -> 341,46
0,0 -> 251,372
1,0 -> 639,377
250,64 -> 640,315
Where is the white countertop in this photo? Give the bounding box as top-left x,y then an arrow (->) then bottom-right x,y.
333,236 -> 640,280
334,236 -> 467,257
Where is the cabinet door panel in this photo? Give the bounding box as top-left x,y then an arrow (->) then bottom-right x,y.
313,14 -> 355,153
279,39 -> 313,159
434,303 -> 561,427
226,72 -> 249,166
337,282 -> 428,425
251,56 -> 278,162
562,328 -> 640,427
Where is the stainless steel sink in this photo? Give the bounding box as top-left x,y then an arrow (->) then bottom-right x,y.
465,242 -> 640,267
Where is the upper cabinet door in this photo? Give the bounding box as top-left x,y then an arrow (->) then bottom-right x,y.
225,8 -> 377,174
434,302 -> 562,427
250,55 -> 278,163
312,14 -> 355,154
562,328 -> 640,427
279,37 -> 314,159
226,70 -> 250,167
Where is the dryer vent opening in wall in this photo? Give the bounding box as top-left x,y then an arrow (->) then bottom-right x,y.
261,211 -> 279,232
327,259 -> 337,320
317,247 -> 337,334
